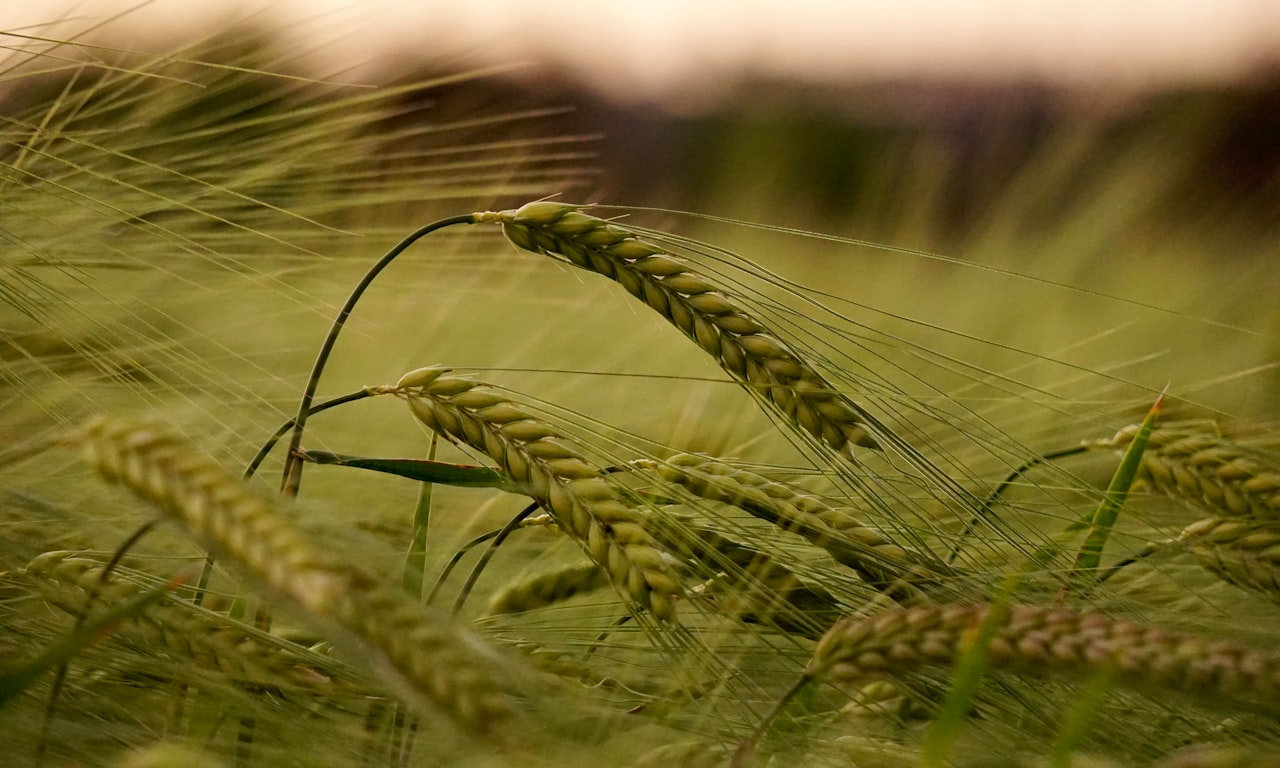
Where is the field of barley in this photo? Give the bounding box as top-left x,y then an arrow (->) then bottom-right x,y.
2,15 -> 1280,768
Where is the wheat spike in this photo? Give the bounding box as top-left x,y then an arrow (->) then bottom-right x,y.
808,603 -> 1280,712
1176,517 -> 1280,599
481,201 -> 879,458
77,416 -> 519,733
638,453 -> 950,602
1092,424 -> 1280,520
384,368 -> 683,622
487,561 -> 611,616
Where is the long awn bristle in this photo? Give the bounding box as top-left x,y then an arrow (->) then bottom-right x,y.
482,201 -> 881,458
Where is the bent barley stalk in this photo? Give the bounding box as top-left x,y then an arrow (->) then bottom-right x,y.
637,453 -> 951,602
76,416 -> 519,733
480,201 -> 880,458
1090,424 -> 1280,520
1177,517 -> 1280,600
808,603 -> 1280,713
382,367 -> 684,622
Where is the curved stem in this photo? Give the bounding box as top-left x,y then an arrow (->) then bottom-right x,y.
243,389 -> 373,482
947,445 -> 1088,564
279,214 -> 478,498
451,502 -> 539,615
425,529 -> 500,606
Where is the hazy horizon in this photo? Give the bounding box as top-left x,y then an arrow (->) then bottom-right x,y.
10,1 -> 1280,110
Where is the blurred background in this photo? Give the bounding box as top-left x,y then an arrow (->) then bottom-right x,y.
3,1 -> 1278,466
10,0 -> 1278,237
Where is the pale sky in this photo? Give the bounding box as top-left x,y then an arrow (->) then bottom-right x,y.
10,1 -> 1280,108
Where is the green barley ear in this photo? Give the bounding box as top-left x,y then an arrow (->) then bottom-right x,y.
1178,517 -> 1280,600
639,453 -> 951,602
487,562 -> 611,616
76,416 -> 524,735
483,202 -> 880,458
648,515 -> 846,639
24,552 -> 365,695
808,603 -> 1280,714
383,369 -> 684,622
1090,423 -> 1280,520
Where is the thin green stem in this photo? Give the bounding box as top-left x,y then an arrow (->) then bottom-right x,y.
243,389 -> 375,482
947,445 -> 1089,564
279,214 -> 477,498
452,503 -> 539,615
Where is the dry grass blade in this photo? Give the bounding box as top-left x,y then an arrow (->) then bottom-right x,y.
383,366 -> 684,622
1177,517 -> 1280,600
76,415 -> 520,734
482,201 -> 880,458
639,453 -> 951,602
808,603 -> 1280,713
1090,424 -> 1280,520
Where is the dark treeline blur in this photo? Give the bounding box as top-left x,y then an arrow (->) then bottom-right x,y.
495,69 -> 1280,249
5,24 -> 1275,253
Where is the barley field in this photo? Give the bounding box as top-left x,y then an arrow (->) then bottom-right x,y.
3,16 -> 1279,768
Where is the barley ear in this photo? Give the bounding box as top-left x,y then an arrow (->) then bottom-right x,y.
1092,424 -> 1280,520
78,416 -> 521,734
808,603 -> 1280,713
487,562 -> 611,616
643,513 -> 845,639
485,202 -> 880,458
640,454 -> 949,602
1178,517 -> 1280,600
25,552 -> 364,695
389,370 -> 684,622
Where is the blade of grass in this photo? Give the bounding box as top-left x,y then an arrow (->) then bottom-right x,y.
297,449 -> 513,491
919,575 -> 1018,767
1050,665 -> 1117,768
1065,387 -> 1166,596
